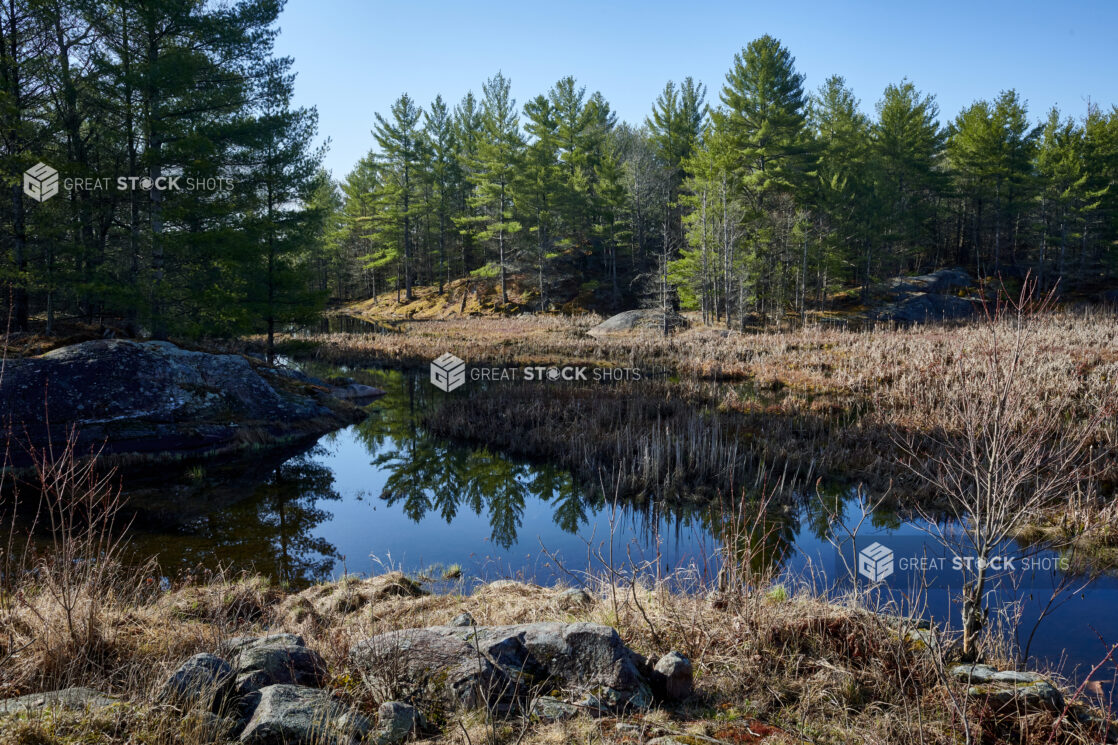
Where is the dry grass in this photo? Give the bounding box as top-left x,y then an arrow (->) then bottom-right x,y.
254,308 -> 1118,534
2,564 -> 1113,745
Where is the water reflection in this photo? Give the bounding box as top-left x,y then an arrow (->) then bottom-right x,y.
125,451 -> 342,586
102,357 -> 1116,697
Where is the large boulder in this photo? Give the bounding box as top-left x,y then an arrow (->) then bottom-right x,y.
871,268 -> 977,324
349,622 -> 653,714
238,685 -> 371,745
589,309 -> 689,335
0,340 -> 366,466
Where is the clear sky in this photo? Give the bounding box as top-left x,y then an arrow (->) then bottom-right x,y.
272,0 -> 1118,179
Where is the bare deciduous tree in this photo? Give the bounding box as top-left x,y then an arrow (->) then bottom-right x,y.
895,279 -> 1113,660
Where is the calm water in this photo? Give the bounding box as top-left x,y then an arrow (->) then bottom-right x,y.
115,356 -> 1118,701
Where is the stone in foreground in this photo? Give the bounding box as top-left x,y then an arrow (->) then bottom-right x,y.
231,638 -> 328,700
238,685 -> 370,745
349,622 -> 653,714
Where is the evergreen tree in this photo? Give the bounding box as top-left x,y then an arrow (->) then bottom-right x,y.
466,72 -> 522,304
372,93 -> 424,301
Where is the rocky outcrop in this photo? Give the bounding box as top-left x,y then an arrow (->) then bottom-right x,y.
870,268 -> 977,324
149,634 -> 389,745
0,340 -> 372,467
589,309 -> 690,335
349,622 -> 657,715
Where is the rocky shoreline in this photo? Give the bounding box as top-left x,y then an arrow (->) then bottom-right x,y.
2,573 -> 1113,745
0,339 -> 381,469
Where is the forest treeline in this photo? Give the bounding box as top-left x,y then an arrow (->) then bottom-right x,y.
1,0 -> 324,348
325,36 -> 1118,322
4,12 -> 1117,342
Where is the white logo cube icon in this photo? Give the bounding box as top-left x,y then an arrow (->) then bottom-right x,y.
430,352 -> 465,392
23,162 -> 59,202
858,541 -> 894,582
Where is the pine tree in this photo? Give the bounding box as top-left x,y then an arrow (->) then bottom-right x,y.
518,93 -> 561,308
873,80 -> 945,280
467,72 -> 522,305
373,93 -> 424,301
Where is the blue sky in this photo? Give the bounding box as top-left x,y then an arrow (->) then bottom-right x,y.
272,0 -> 1118,179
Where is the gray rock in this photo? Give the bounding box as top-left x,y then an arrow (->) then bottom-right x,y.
451,612 -> 476,627
370,701 -> 421,744
239,685 -> 371,745
990,670 -> 1045,684
589,309 -> 690,335
530,696 -> 580,722
654,652 -> 693,700
232,641 -> 328,700
0,687 -> 118,715
160,653 -> 234,712
350,622 -> 652,714
950,663 -> 999,684
872,293 -> 974,324
870,268 -> 976,324
904,628 -> 942,654
882,268 -> 972,296
0,340 -> 361,467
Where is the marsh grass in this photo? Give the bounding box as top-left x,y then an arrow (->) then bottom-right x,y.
255,308 -> 1118,537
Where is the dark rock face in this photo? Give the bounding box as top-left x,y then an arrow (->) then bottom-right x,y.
238,685 -> 370,745
349,622 -> 653,714
589,309 -> 690,335
0,340 -> 364,466
871,268 -> 977,324
0,687 -> 118,715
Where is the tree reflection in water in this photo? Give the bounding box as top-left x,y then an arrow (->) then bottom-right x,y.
125,450 -> 343,588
